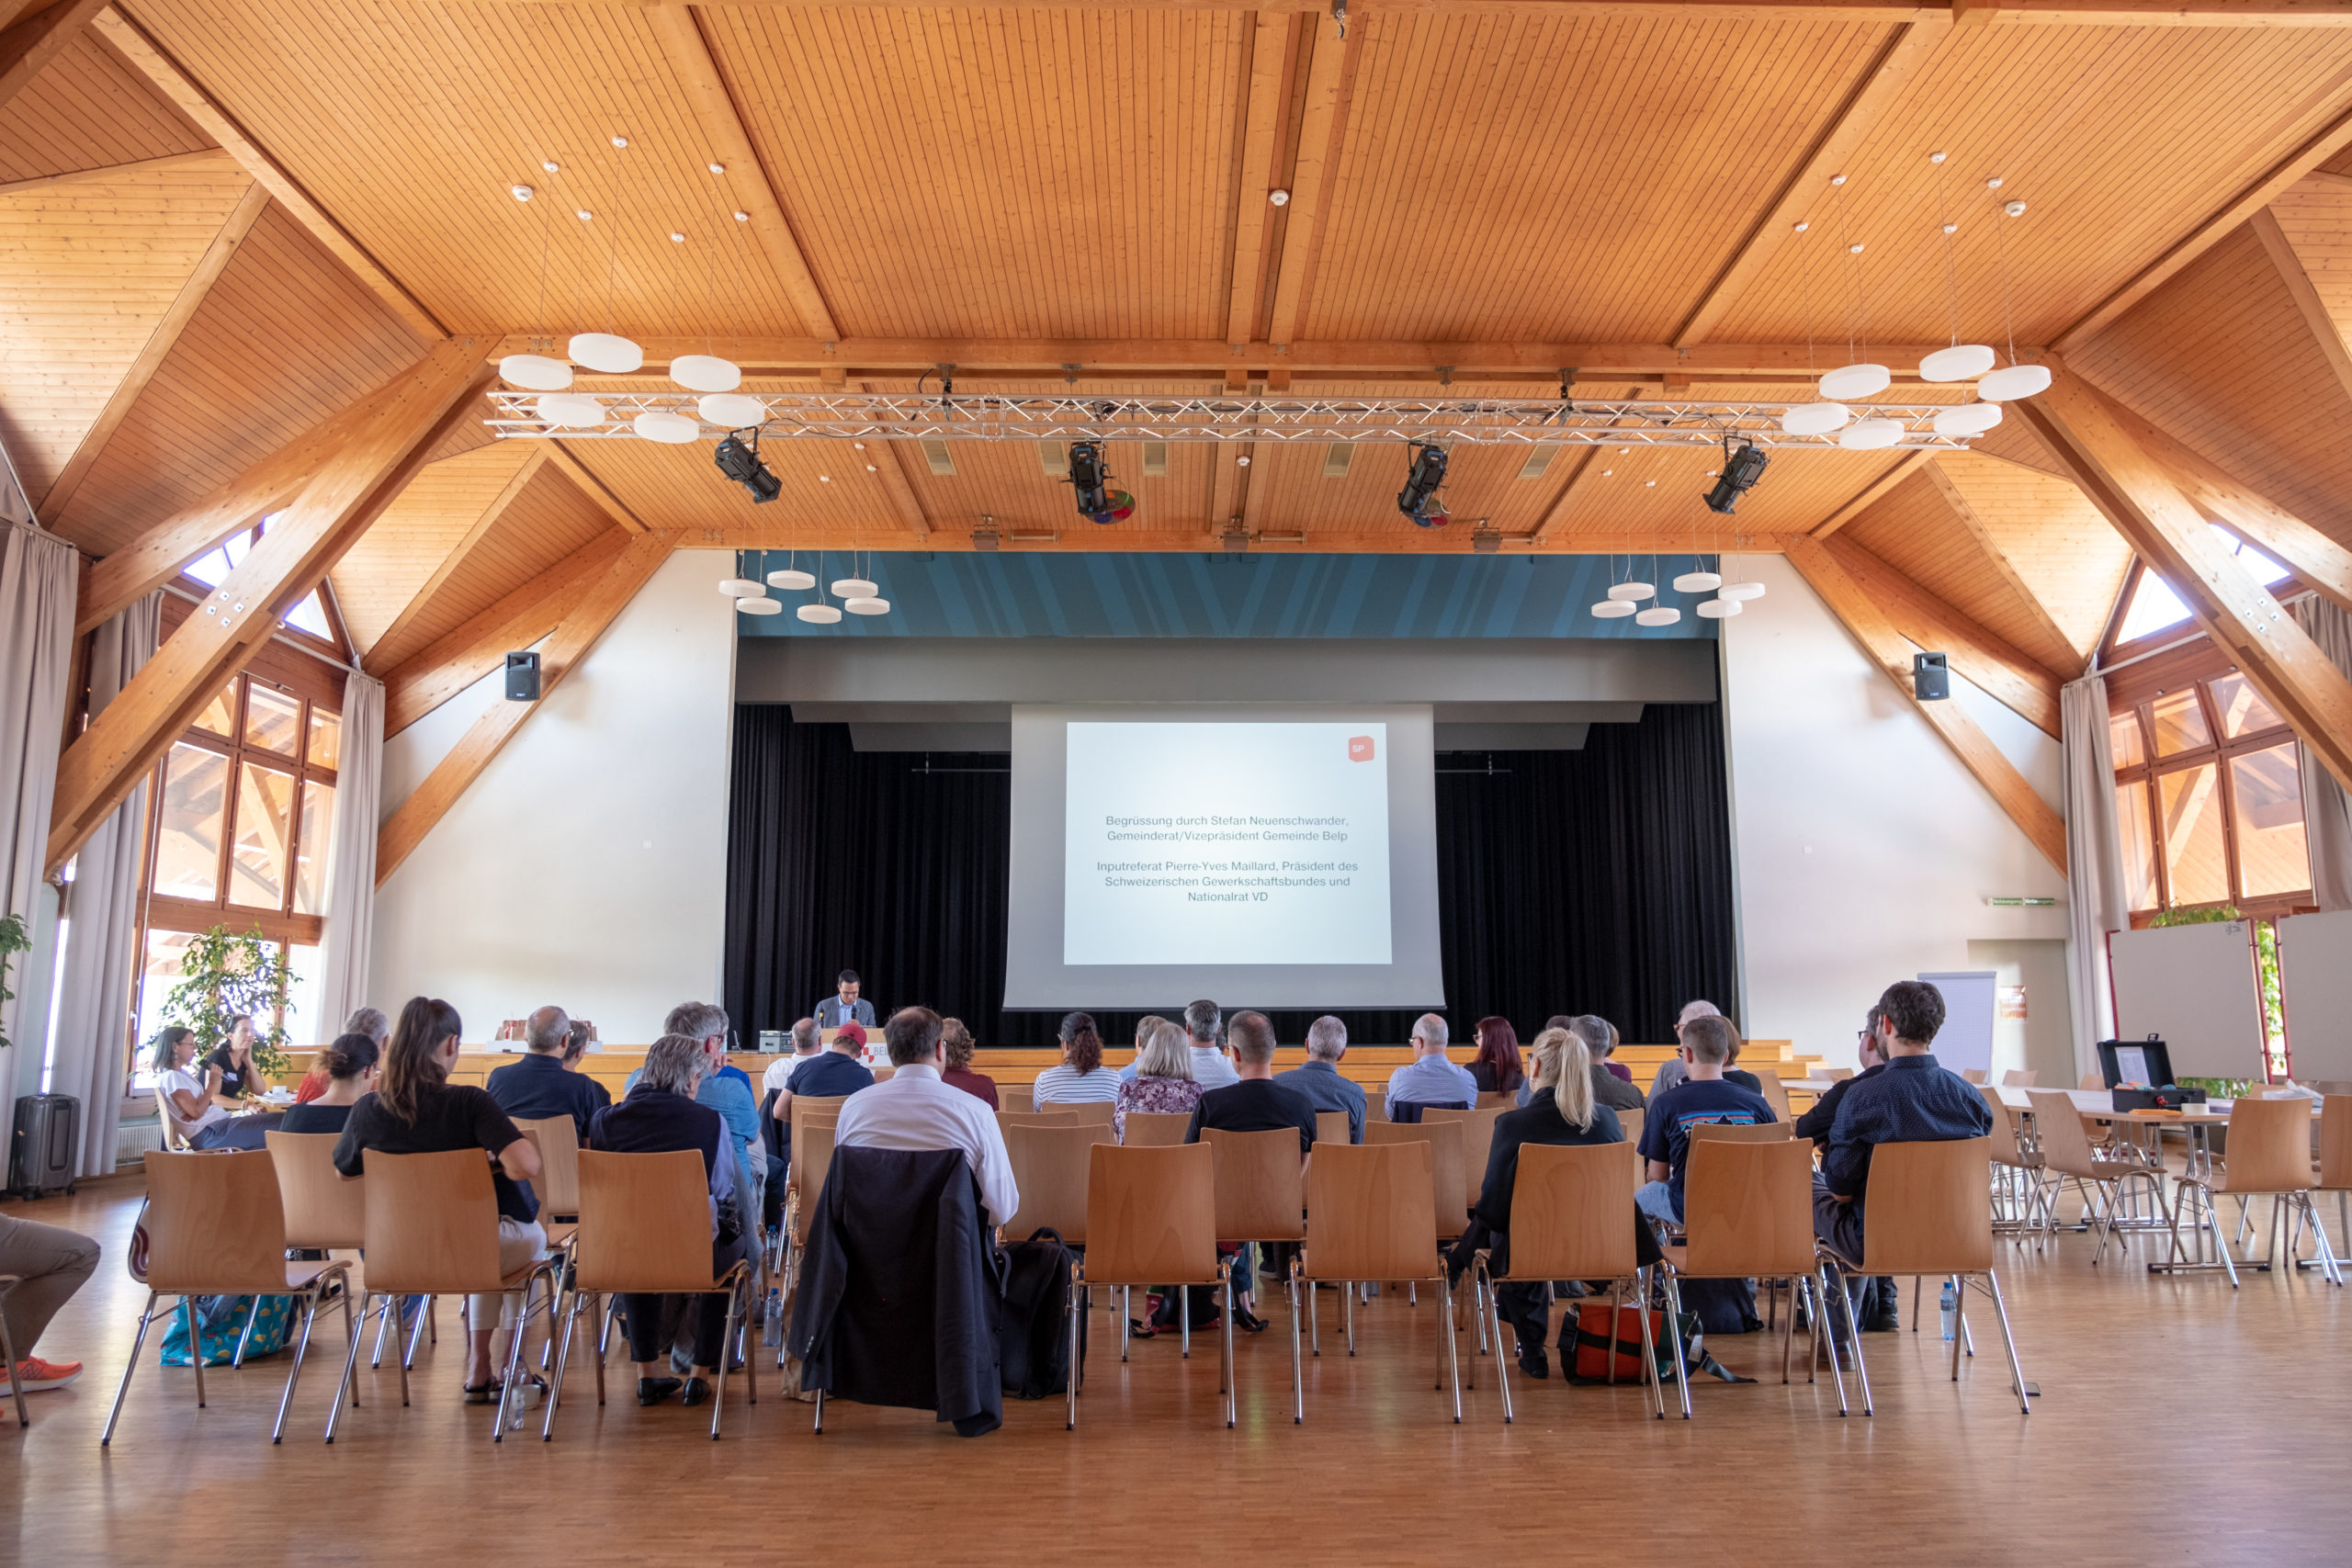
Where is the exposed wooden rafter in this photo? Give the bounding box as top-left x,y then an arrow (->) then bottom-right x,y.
1531,388 -> 1653,542
1812,447 -> 1937,538
2249,205 -> 2352,410
860,382 -> 933,540
48,337 -> 496,873
1917,457 -> 2083,668
517,437 -> 650,534
90,6 -> 447,342
364,446 -> 549,661
376,530 -> 673,886
1821,533 -> 2064,734
0,147 -> 236,196
0,0 -> 108,112
2019,365 -> 2352,794
1250,8 -> 1351,362
695,525 -> 1803,555
463,0 -> 2352,25
1785,533 -> 2067,870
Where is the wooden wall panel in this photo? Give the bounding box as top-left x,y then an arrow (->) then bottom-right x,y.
1935,450 -> 2130,662
2070,222 -> 2352,549
1840,466 -> 2078,673
0,163 -> 252,502
51,202 -> 430,555
331,442 -> 538,655
2269,176 -> 2352,345
1965,412 -> 2070,479
0,31 -> 208,184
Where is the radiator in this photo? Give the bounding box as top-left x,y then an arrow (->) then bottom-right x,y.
117,1121 -> 164,1167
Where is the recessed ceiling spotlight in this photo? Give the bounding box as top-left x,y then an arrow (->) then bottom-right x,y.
541,160 -> 559,174
576,209 -> 593,221
1600,468 -> 1612,477
1986,176 -> 2004,190
1269,188 -> 1291,206
1830,174 -> 1848,186
819,475 -> 831,482
1792,220 -> 1808,233
1929,151 -> 1947,164
670,232 -> 685,243
733,211 -> 750,222
1237,456 -> 1251,467
511,184 -> 533,201
611,135 -> 628,149
707,162 -> 725,175
853,442 -> 865,450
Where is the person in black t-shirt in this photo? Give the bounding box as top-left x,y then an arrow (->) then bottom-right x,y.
1184,1011 -> 1317,1331
278,1032 -> 380,1135
1636,1015 -> 1774,1227
203,1016 -> 271,1107
334,997 -> 547,1402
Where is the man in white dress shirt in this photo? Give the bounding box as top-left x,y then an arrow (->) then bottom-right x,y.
833,1006 -> 1021,1230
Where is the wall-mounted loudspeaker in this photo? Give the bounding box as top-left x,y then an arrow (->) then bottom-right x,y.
1913,650 -> 1950,702
504,650 -> 540,702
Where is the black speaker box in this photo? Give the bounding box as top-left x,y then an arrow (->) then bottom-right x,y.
504,650 -> 540,702
1913,650 -> 1951,701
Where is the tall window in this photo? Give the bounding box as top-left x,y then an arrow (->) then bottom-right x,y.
2110,668 -> 2311,919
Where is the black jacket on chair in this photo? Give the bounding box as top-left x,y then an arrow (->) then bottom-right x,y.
788,1145 -> 1007,1437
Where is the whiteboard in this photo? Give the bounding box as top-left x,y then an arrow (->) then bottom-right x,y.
1918,971 -> 1996,1078
2278,909 -> 2352,1083
2108,922 -> 2267,1079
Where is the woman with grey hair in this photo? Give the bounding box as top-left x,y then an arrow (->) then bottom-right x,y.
1112,1017 -> 1200,1141
585,1032 -> 747,1408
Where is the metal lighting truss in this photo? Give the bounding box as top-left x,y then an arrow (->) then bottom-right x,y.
486,390 -> 1980,449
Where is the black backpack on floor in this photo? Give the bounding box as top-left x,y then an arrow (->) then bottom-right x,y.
999,1227 -> 1084,1399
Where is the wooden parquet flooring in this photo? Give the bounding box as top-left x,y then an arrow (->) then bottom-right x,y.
5,1178 -> 2347,1567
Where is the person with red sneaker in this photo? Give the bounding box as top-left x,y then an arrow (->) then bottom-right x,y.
0,1212 -> 98,1399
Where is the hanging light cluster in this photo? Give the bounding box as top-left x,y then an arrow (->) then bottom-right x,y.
718,551 -> 890,622
1590,560 -> 1762,626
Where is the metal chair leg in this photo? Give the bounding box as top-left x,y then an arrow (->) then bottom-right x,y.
1065,1264 -> 1081,1430
100,1291 -> 162,1446
1344,1281 -> 1355,1357
185,1298 -> 208,1410
232,1300 -> 258,1371
1286,1270 -> 1303,1424
542,1287 -> 582,1440
1484,1265 -> 1514,1425
324,1291 -> 370,1444
1180,1287 -> 1190,1360
711,1286 -> 740,1441
1634,1269 -> 1665,1419
1222,1271 -> 1237,1429
1813,1269 -> 1849,1416
1984,1269 -> 2030,1416
1839,1264 -> 1873,1415
1661,1272 -> 1693,1419
1780,1276 -> 1797,1383
1121,1285 -> 1130,1364
1439,1276 -> 1462,1424
812,1385 -> 825,1434
271,1289 -> 321,1443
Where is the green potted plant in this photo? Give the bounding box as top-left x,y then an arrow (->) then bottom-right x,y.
160,925 -> 293,1081
0,910 -> 29,1055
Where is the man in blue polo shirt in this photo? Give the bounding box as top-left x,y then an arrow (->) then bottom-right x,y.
1636,1015 -> 1774,1227
1273,1015 -> 1366,1143
1384,1014 -> 1477,1121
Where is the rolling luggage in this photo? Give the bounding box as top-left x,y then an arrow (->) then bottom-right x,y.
8,1093 -> 80,1198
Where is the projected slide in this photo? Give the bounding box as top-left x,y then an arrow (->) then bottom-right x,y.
1063,721 -> 1392,966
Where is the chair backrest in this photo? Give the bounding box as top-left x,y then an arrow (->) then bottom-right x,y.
997,1110 -> 1079,1140
575,1148 -> 719,1292
511,1115 -> 582,1216
1687,1120 -> 1792,1145
1084,1143 -> 1220,1288
1301,1142 -> 1440,1283
1856,1138 -> 1995,1275
2220,1097 -> 2317,1194
358,1148 -> 507,1295
1001,1122 -> 1114,1244
2080,1071 -> 2107,1091
141,1151 -> 293,1294
792,1122 -> 836,1244
1315,1110 -> 1352,1147
1679,1138 -> 1818,1279
1202,1126 -> 1307,1244
153,1088 -> 196,1151
1363,1120 -> 1466,1240
2026,1089 -> 2105,1179
266,1131 -> 366,1250
2321,1097 -> 2352,1190
1363,1096 -> 1389,1123
791,1093 -> 853,1154
1618,1107 -> 1644,1156
1421,1106 -> 1501,1210
1962,1068 -> 1986,1084
1975,1085 -> 2027,1167
1493,1142 -> 1640,1282
2001,1069 -> 2040,1088
1749,1073 -> 1792,1119
1815,1066 -> 1856,1082
1476,1090 -> 1516,1111
1121,1111 -> 1192,1147
1060,1099 -> 1116,1129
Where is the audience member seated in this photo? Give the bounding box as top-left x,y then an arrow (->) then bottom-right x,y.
1113,1017 -> 1200,1140
1032,1012 -> 1123,1110
774,1022 -> 876,1127
1384,1014 -> 1477,1122
1470,1015 -> 1526,1096
668,1000 -> 754,1094
1570,1016 -> 1646,1112
1184,1011 -> 1315,1330
1451,1026 -> 1657,1380
1547,1013 -> 1634,1084
764,1019 -> 822,1101
1113,1014 -> 1170,1083
834,1008 -> 1019,1229
1272,1014 -> 1366,1143
204,1015 -> 272,1107
486,1004 -> 611,1138
938,1018 -> 1000,1109
153,1027 -> 277,1150
278,1032 -> 381,1134
0,1209 -> 99,1398
1635,1014 -> 1773,1231
1794,1007 -> 1894,1330
1815,982 -> 1991,1330
1127,1000 -> 1238,1089
561,1019 -> 597,1075
587,1032 -> 748,1407
334,997 -> 547,1403
297,1005 -> 389,1104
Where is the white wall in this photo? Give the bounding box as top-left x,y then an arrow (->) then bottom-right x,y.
1721,553 -> 2071,1069
371,549 -> 736,1043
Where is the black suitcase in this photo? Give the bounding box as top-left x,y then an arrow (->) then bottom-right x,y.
8,1093 -> 79,1199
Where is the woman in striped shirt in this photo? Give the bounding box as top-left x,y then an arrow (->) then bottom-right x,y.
1033,1012 -> 1123,1110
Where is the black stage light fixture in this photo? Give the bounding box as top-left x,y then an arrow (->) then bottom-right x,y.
1068,440 -> 1111,515
1397,443 -> 1449,525
714,429 -> 781,503
1703,436 -> 1770,514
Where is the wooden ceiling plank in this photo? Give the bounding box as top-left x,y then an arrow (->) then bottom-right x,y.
1822,533 -> 2064,734
519,437 -> 650,534
1263,10 -> 1351,348
2019,365 -> 2352,794
39,177 -> 267,518
1813,447 -> 1937,537
0,146 -> 232,195
361,446 -> 549,662
1225,13 -> 1296,352
375,530 -> 673,886
691,525 -> 1804,554
0,0 -> 108,113
451,0 -> 2352,24
2250,205 -> 2352,410
1918,454 -> 2085,669
380,530 -> 631,738
860,381 -> 933,540
89,6 -> 445,342
1531,386 -> 1650,541
1785,532 -> 2067,870
1674,17 -> 1950,348
47,335 -> 495,871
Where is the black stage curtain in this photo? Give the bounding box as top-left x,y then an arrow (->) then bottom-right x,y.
724,705 -> 1737,1050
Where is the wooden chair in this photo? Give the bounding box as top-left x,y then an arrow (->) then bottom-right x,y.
1815,1137 -> 2031,1416
1618,1108 -> 1645,1157
1291,1142 -> 1462,1422
1315,1110 -> 1352,1147
2178,1098 -> 2341,1288
1962,1069 -> 1987,1085
2001,1069 -> 2040,1088
1363,1097 -> 1390,1124
2080,1071 -> 2108,1091
1001,1122 -> 1115,1247
2026,1089 -> 2169,1264
153,1087 -> 198,1151
997,1110 -> 1079,1138
1057,1100 -> 1116,1129
323,1150 -> 562,1444
1471,1142 -> 1665,1423
1422,1108 -> 1503,1220
101,1151 -> 356,1446
1365,1121 -> 1468,1245
1750,1073 -> 1793,1120
1069,1144 -> 1233,1428
1120,1111 -> 1192,1147
779,1120 -> 837,1303
1974,1088 -> 2048,1239
0,1276 -> 25,1427
788,1093 -> 853,1160
545,1149 -> 756,1439
2317,1097 -> 2351,1247
1201,1126 -> 1308,1365
1655,1138 -> 1828,1419
1815,1066 -> 1856,1082
1476,1091 -> 1516,1111
265,1129 -> 434,1372
510,1116 -> 583,1223
1687,1121 -> 1793,1145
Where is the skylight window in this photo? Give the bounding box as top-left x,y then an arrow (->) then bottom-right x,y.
2114,525 -> 2290,646
177,514 -> 336,644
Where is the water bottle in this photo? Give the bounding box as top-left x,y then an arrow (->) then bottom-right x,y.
1939,1280 -> 1958,1341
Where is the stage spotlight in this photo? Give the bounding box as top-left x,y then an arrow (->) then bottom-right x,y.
1702,437 -> 1769,514
1068,441 -> 1110,514
715,430 -> 780,503
1397,443 -> 1449,525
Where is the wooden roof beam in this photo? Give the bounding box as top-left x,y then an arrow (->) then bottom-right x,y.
1224,13 -> 1301,355
47,336 -> 495,872
462,0 -> 2352,25
859,382 -> 933,541
515,437 -> 650,534
1821,533 -> 2064,734
376,531 -> 673,886
693,525 -> 1804,555
1812,447 -> 1937,537
2250,205 -> 2352,412
1254,8 -> 1353,356
1785,533 -> 2067,870
2018,366 -> 2352,794
1674,17 -> 1949,347
0,147 -> 236,195
90,6 -> 446,342
0,0 -> 107,112
1917,456 -> 2085,670
360,447 -> 549,663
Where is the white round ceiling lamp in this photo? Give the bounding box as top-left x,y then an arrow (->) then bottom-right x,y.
1918,344 -> 1996,382
1696,598 -> 1743,618
831,578 -> 878,600
699,393 -> 767,428
1838,418 -> 1905,450
568,332 -> 643,374
1817,363 -> 1890,401
1591,600 -> 1637,619
718,578 -> 766,598
671,354 -> 741,393
1934,402 -> 2004,436
767,567 -> 816,591
1781,402 -> 1850,436
1721,581 -> 1769,602
633,411 -> 699,445
1673,570 -> 1723,593
534,392 -> 606,428
1634,606 -> 1681,627
1606,581 -> 1655,603
1976,363 -> 2052,401
797,603 -> 843,625
844,597 -> 891,616
735,595 -> 783,615
500,353 -> 571,391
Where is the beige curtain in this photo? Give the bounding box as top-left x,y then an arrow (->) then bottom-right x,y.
0,511 -> 77,1071
2064,674 -> 2130,1083
316,670 -> 383,1039
2290,596 -> 2352,912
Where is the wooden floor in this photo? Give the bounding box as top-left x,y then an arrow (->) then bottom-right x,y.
6,1178 -> 2347,1567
